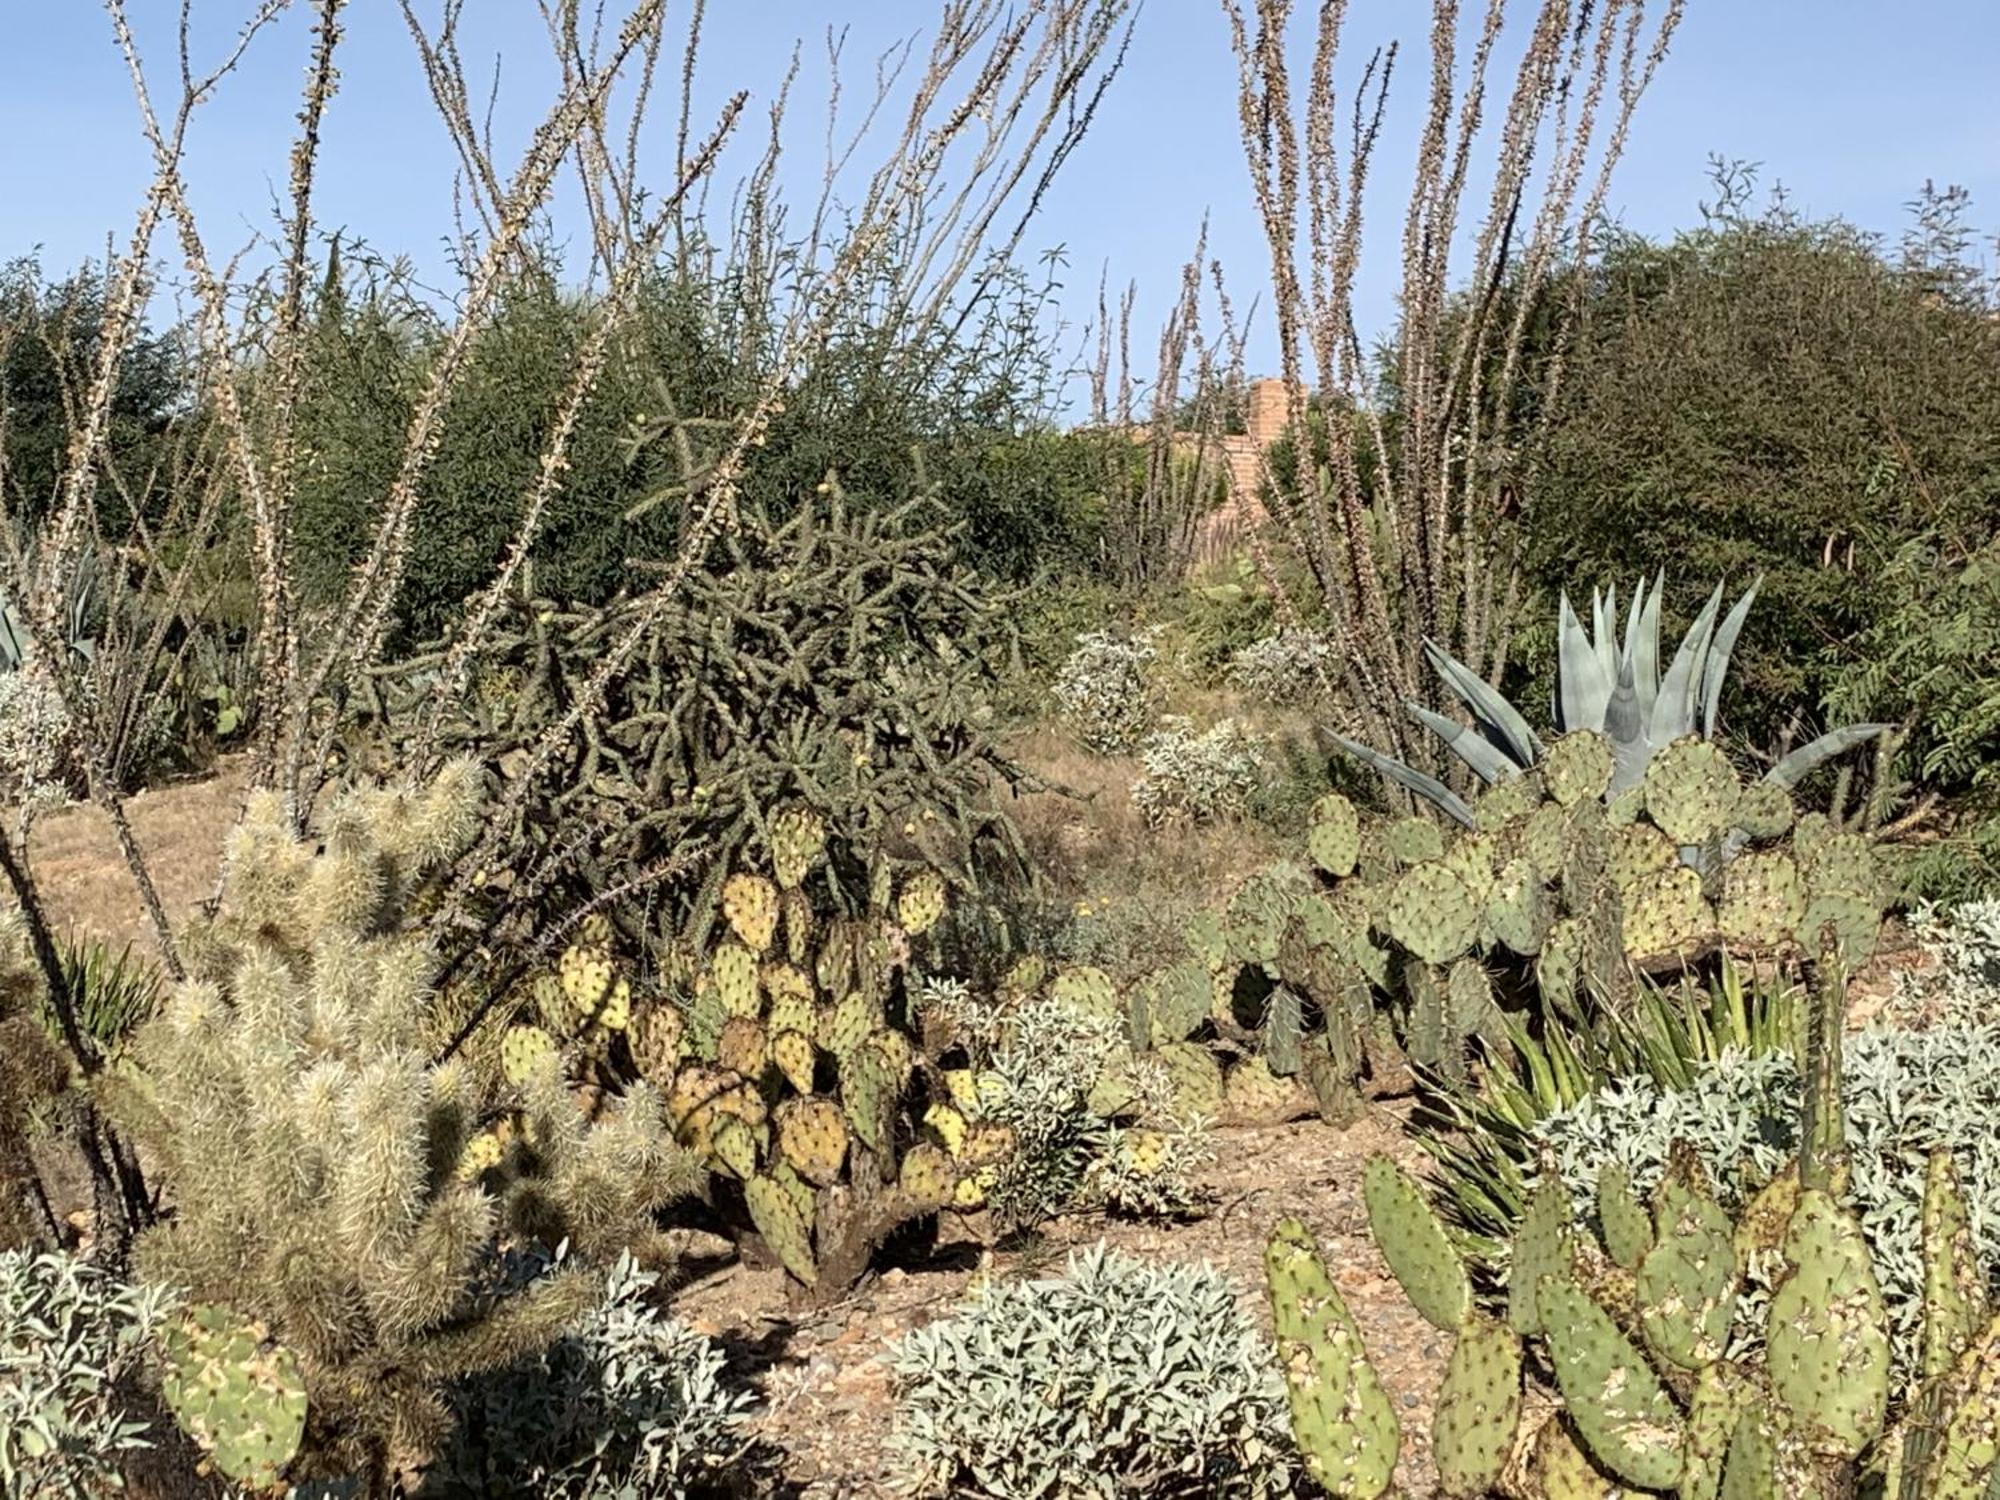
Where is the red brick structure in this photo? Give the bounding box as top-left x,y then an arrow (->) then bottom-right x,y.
1198,376 -> 1293,563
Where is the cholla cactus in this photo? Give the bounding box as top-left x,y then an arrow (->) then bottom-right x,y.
108,764 -> 700,1485
1337,576 -> 1889,827
1052,628 -> 1161,754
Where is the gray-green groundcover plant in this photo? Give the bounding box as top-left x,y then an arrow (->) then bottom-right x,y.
1052,629 -> 1161,754
1531,1023 -> 2000,1378
0,1249 -> 176,1499
886,1244 -> 1294,1500
422,1253 -> 753,1499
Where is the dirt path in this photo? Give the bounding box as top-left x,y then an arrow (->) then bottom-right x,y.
673,1108 -> 1451,1498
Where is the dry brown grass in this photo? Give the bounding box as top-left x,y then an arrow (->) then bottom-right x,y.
14,761 -> 246,954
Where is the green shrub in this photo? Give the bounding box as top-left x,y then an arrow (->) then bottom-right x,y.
886,1244 -> 1295,1499
1226,629 -> 1335,706
1130,717 -> 1264,826
424,1252 -> 755,1499
1051,628 -> 1161,753
0,1248 -> 177,1497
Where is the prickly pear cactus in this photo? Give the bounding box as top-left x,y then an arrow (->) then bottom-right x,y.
159,1306 -> 308,1491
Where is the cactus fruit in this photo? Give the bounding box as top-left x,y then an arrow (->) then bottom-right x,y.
745,1172 -> 816,1285
1362,1156 -> 1471,1331
1265,1219 -> 1400,1498
1432,1313 -> 1523,1498
1544,731 -> 1615,808
1538,1269 -> 1686,1489
895,869 -> 949,937
722,872 -> 781,952
1382,862 -> 1480,965
159,1306 -> 309,1491
1767,1189 -> 1890,1460
769,806 -> 827,891
1307,791 -> 1361,877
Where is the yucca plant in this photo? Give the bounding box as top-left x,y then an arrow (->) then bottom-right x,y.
1415,955 -> 1803,1258
1336,575 -> 1890,826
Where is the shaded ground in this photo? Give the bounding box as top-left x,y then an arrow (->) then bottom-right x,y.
671,1108 -> 1452,1498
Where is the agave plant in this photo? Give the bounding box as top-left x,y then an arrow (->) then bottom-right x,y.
1336,575 -> 1890,826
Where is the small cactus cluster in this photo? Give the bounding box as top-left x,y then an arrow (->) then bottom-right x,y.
1181,741 -> 1888,1113
593,807 -> 1017,1298
1264,964 -> 2000,1499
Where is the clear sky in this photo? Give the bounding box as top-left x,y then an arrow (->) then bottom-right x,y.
3,1 -> 1996,412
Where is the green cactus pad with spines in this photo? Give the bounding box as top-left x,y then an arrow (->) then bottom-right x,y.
1919,1311 -> 2000,1498
1537,918 -> 1584,1017
1606,783 -> 1646,827
1441,831 -> 1499,908
1622,865 -> 1714,958
769,806 -> 827,891
1718,1410 -> 1780,1499
1307,791 -> 1361,877
1362,1156 -> 1470,1331
820,990 -> 878,1058
1546,731 -> 1615,807
1791,811 -> 1834,867
717,1015 -> 768,1080
781,887 -> 814,964
1521,802 -> 1572,884
1051,964 -> 1122,1022
722,872 -> 781,952
158,1305 -> 308,1491
711,941 -> 761,1018
1681,1361 -> 1750,1500
1795,885 -> 1882,966
1609,823 -> 1678,894
1486,858 -> 1554,956
1596,1162 -> 1654,1271
772,1160 -> 816,1229
1919,1150 -> 1986,1383
771,1028 -> 816,1094
1476,770 -> 1546,830
895,868 -> 948,937
898,1142 -> 956,1210
1136,964 -> 1208,1048
1386,815 -> 1446,866
1767,1189 -> 1890,1461
1432,1313 -> 1523,1497
745,1172 -> 817,1285
1406,959 -> 1449,1072
1800,831 -> 1878,895
1527,1414 -> 1625,1500
711,1112 -> 758,1179
1718,849 -> 1806,948
1224,865 -> 1312,970
630,1005 -> 686,1080
1733,780 -> 1795,841
1154,1041 -> 1224,1120
1446,958 -> 1503,1053
1224,1055 -> 1307,1125
1637,1182 -> 1738,1371
775,1095 -> 848,1186
1086,1052 -> 1142,1120
500,1023 -> 557,1084
1263,986 -> 1304,1077
1645,737 -> 1743,847
1184,909 -> 1230,972
1560,803 -> 1612,908
840,1041 -> 899,1158
1264,1219 -> 1400,1498
764,982 -> 815,1043
1382,862 -> 1480,965
1537,1269 -> 1686,1489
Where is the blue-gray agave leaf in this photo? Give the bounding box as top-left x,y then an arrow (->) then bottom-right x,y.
1330,733 -> 1478,827
1423,640 -> 1542,768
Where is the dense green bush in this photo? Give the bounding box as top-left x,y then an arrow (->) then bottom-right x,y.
1522,183 -> 2000,745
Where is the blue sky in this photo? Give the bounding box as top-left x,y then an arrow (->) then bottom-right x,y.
3,1 -> 1996,411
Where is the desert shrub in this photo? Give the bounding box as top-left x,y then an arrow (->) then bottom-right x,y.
0,666 -> 75,820
1524,183 -> 2000,744
975,997 -> 1119,1230
1880,897 -> 2000,1029
423,1252 -> 754,1499
105,767 -> 702,1485
1532,1023 -> 2000,1377
886,1244 -> 1295,1500
1130,716 -> 1263,826
0,1248 -> 177,1497
1051,628 -> 1160,754
1226,629 -> 1335,705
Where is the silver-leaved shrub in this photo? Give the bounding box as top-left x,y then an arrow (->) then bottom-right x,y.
1052,629 -> 1160,754
886,1244 -> 1294,1500
1532,1024 -> 2000,1376
0,1249 -> 177,1498
1129,716 -> 1264,826
423,1253 -> 754,1499
1226,629 -> 1335,705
